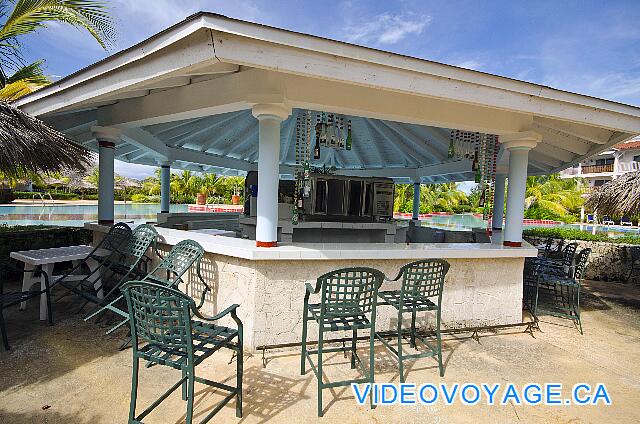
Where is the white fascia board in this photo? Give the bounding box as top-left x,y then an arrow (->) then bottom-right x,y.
17,25 -> 216,116
16,12 -> 640,136
201,14 -> 640,124
15,16 -> 208,107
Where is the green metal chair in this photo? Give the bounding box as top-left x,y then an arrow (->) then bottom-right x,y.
75,224 -> 159,313
376,259 -> 449,381
121,280 -> 242,424
526,248 -> 591,334
54,222 -> 133,304
301,267 -> 384,417
87,239 -> 209,336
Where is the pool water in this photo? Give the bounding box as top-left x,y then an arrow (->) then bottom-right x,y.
0,205 -> 638,238
0,203 -> 188,227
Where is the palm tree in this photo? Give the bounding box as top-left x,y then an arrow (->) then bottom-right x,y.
524,174 -> 585,218
393,182 -> 469,213
0,0 -> 116,100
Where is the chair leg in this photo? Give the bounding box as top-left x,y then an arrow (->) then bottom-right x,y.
436,310 -> 444,377
317,327 -> 323,417
182,368 -> 187,401
185,368 -> 195,424
369,326 -> 376,410
236,329 -> 243,418
129,356 -> 139,422
397,310 -> 405,383
533,281 -> 541,318
0,310 -> 10,351
300,307 -> 308,375
410,310 -> 417,348
351,328 -> 357,369
576,286 -> 583,335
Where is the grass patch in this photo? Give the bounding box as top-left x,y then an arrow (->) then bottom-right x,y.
523,227 -> 640,245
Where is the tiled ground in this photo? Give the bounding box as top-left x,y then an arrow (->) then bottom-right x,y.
1,279 -> 639,423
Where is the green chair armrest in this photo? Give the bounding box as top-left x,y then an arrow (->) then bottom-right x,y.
192,303 -> 240,322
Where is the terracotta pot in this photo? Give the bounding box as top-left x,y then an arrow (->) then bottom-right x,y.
231,194 -> 241,205
196,193 -> 207,205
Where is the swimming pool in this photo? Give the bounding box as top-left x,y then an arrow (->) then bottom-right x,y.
0,205 -> 638,238
0,203 -> 188,227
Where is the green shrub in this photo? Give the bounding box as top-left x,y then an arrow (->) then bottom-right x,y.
13,191 -> 80,200
171,194 -> 195,204
131,193 -> 149,203
130,194 -> 160,203
523,227 -> 640,244
0,189 -> 15,204
524,205 -> 577,223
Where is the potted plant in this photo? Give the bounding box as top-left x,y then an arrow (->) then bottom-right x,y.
231,186 -> 241,205
196,190 -> 207,205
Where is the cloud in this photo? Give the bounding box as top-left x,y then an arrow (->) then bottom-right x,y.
342,12 -> 430,45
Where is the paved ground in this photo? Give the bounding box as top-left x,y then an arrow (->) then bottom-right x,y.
1,279 -> 639,423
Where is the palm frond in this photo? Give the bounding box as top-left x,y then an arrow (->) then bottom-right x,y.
0,0 -> 116,48
0,60 -> 50,99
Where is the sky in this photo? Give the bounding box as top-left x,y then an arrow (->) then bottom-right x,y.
18,0 -> 640,181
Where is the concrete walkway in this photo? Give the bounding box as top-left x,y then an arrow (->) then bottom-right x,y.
1,280 -> 639,423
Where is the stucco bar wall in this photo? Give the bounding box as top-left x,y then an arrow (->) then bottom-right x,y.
88,224 -> 534,352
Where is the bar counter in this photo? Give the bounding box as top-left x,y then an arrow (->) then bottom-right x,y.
87,223 -> 537,352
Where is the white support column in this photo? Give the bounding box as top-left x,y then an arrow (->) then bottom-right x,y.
492,173 -> 506,231
412,182 -> 421,220
160,162 -> 171,214
252,103 -> 291,247
502,132 -> 541,247
92,126 -> 121,225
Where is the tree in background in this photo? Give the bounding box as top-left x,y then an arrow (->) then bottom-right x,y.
394,182 -> 469,214
524,174 -> 585,222
0,0 -> 115,100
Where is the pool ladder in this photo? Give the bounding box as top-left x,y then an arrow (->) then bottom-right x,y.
31,192 -> 54,206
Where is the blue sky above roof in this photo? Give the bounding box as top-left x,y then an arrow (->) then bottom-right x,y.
19,0 -> 640,178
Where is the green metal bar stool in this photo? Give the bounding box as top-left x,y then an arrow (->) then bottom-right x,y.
87,239 -> 210,336
376,259 -> 450,381
300,267 -> 384,417
122,280 -> 242,424
529,248 -> 591,334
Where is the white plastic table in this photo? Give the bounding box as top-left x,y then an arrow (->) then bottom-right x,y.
10,245 -> 107,320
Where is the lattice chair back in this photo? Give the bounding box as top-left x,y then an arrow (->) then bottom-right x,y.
400,259 -> 449,299
148,240 -> 205,287
319,267 -> 384,318
541,238 -> 553,257
122,281 -> 194,357
101,222 -> 133,252
124,224 -> 159,259
561,242 -> 578,267
630,246 -> 640,262
573,248 -> 591,281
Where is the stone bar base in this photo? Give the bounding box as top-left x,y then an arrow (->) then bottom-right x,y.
172,251 -> 524,352
89,223 -> 532,353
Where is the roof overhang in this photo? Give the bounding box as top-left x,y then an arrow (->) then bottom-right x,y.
14,12 -> 640,180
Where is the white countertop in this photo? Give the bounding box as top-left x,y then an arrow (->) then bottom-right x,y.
86,223 -> 537,261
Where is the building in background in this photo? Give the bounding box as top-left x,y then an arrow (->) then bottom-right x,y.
560,136 -> 640,190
